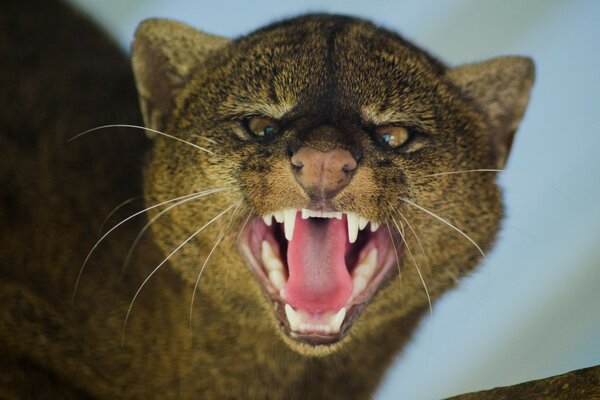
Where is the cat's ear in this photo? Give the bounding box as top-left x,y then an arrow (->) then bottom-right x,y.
131,19 -> 229,134
446,56 -> 535,168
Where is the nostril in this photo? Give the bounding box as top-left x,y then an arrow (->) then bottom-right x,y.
342,158 -> 357,173
290,154 -> 304,169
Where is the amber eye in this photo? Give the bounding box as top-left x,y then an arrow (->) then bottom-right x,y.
374,124 -> 411,149
246,117 -> 280,138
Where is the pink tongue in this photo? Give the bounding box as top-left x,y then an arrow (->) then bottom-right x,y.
286,214 -> 352,312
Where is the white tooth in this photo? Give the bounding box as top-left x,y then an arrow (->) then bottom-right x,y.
370,222 -> 380,232
333,212 -> 342,220
269,270 -> 286,290
353,248 -> 378,279
274,211 -> 284,223
261,241 -> 283,271
329,308 -> 346,333
285,304 -> 301,331
347,213 -> 360,243
283,209 -> 297,241
301,209 -> 310,219
262,215 -> 273,226
279,288 -> 286,300
352,276 -> 368,300
358,216 -> 369,230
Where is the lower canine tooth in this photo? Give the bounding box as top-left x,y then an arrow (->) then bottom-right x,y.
285,304 -> 301,331
330,308 -> 346,333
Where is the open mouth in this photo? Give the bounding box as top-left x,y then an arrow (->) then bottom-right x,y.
239,209 -> 400,345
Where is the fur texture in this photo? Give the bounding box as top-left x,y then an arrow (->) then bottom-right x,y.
0,1 -> 534,398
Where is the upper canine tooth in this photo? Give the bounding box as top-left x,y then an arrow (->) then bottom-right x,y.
358,216 -> 369,230
347,213 -> 360,243
262,215 -> 273,226
283,209 -> 297,241
370,222 -> 380,232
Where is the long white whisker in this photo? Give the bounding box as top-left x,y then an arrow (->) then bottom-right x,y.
120,187 -> 232,277
390,214 -> 432,318
400,197 -> 486,260
72,187 -> 235,300
388,201 -> 432,280
386,225 -> 402,281
234,208 -> 254,248
121,201 -> 239,347
99,197 -> 139,234
424,168 -> 503,177
189,232 -> 225,335
68,124 -> 215,155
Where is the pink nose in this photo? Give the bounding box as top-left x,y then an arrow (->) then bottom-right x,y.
290,147 -> 357,198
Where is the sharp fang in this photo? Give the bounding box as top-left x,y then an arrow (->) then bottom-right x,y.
347,213 -> 360,243
330,308 -> 346,332
274,211 -> 284,223
283,209 -> 296,241
262,215 -> 273,226
285,304 -> 301,331
358,216 -> 369,230
370,222 -> 380,232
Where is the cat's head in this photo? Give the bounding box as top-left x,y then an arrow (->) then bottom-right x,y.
131,15 -> 533,355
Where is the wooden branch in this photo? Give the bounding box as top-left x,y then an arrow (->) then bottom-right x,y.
448,365 -> 600,399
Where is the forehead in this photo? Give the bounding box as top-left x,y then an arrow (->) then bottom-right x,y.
208,16 -> 447,122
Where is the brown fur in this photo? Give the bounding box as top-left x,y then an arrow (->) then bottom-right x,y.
0,1 -> 534,398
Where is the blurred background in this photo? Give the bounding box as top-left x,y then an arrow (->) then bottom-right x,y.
66,0 -> 600,398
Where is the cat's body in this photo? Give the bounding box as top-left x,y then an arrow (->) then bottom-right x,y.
0,1 -> 537,399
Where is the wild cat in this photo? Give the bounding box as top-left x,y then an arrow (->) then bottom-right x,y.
15,1 -> 595,399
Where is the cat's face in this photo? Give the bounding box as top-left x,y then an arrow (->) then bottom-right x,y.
133,16 -> 533,354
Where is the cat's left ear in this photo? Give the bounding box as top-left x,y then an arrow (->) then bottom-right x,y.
446,56 -> 535,168
131,19 -> 230,134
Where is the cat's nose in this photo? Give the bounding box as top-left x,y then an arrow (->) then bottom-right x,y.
290,147 -> 357,199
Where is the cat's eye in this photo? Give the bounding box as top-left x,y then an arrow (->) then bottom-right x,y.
246,117 -> 280,138
374,125 -> 411,149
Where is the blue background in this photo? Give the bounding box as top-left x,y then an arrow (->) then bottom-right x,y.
67,0 -> 600,398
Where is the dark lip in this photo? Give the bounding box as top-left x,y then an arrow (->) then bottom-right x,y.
237,215 -> 402,346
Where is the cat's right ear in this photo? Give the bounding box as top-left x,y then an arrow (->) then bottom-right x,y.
131,19 -> 229,135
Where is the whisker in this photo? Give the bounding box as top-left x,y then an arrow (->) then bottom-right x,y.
234,208 -> 254,248
121,201 -> 240,347
99,197 -> 139,235
72,187 -> 236,300
424,168 -> 503,177
189,232 -> 225,334
388,201 -> 432,280
390,214 -> 432,318
190,201 -> 244,335
68,124 -> 215,155
120,187 -> 233,277
400,197 -> 486,260
386,225 -> 402,282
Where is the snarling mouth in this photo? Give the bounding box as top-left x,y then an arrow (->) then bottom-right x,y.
239,209 -> 400,345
